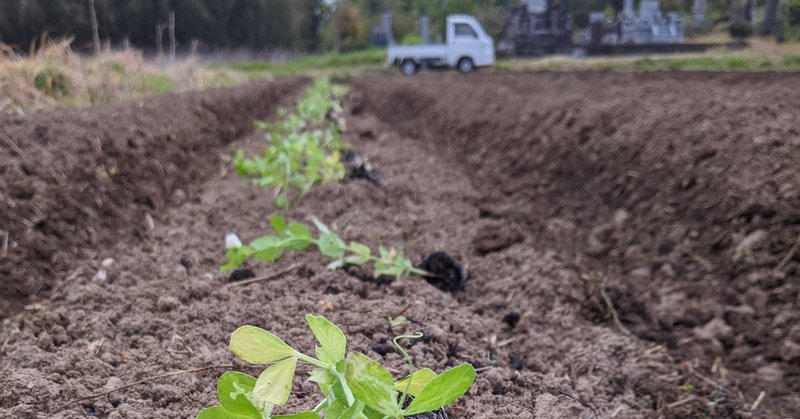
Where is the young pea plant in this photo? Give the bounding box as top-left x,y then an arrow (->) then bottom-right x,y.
222,216 -> 428,280
196,315 -> 476,419
234,77 -> 349,209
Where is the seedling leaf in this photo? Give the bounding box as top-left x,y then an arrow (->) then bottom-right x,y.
270,216 -> 287,234
230,326 -> 295,364
289,223 -> 312,241
216,372 -> 260,417
196,406 -> 256,419
221,246 -> 254,272
318,233 -> 346,259
252,357 -> 298,406
404,363 -> 476,415
273,413 -> 319,419
336,401 -> 365,419
305,314 -> 347,365
344,352 -> 402,417
394,368 -> 437,397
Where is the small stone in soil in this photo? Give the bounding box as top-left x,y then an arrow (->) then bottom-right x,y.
297,265 -> 315,278
343,150 -> 383,187
179,255 -> 192,270
227,268 -> 255,283
510,354 -> 524,370
110,399 -> 122,408
418,252 -> 468,293
503,312 -> 521,328
372,343 -> 394,356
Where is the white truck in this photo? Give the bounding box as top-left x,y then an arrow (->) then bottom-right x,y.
386,15 -> 495,75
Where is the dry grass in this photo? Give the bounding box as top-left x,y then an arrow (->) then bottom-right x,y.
0,36 -> 244,114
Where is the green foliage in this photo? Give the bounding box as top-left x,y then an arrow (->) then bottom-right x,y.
399,34 -> 425,45
728,21 -> 753,39
784,0 -> 800,26
33,68 -> 68,97
234,77 -> 348,208
140,73 -> 175,94
0,0 -> 325,53
225,49 -> 386,77
222,215 -> 428,280
199,315 -> 476,419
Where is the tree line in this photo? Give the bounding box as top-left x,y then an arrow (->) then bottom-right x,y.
0,0 -> 796,53
0,0 -> 324,52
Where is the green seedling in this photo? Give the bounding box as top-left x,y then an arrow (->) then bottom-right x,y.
222,215 -> 428,279
197,315 -> 476,419
235,77 -> 349,208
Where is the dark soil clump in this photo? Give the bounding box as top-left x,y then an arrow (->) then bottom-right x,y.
418,252 -> 468,293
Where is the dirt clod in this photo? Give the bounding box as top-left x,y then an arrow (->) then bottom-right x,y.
418,252 -> 468,293
227,268 -> 255,283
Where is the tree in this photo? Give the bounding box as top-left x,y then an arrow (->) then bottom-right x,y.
89,0 -> 101,53
729,20 -> 753,40
332,2 -> 365,50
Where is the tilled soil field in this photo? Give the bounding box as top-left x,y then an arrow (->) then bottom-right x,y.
1,71 -> 798,418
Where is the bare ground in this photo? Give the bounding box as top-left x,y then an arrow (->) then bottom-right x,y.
1,71 -> 799,418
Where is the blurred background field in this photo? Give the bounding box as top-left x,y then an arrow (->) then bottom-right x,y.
2,0 -> 800,114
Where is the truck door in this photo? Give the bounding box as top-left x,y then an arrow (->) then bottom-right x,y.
448,21 -> 482,67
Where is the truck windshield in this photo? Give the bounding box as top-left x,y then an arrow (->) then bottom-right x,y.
454,23 -> 478,38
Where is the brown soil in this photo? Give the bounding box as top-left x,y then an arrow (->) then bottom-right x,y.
1,71 -> 799,419
0,78 -> 305,317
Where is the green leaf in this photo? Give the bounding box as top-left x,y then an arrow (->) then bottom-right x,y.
195,406 -> 254,419
289,223 -> 312,240
305,314 -> 347,365
216,372 -> 260,417
394,368 -> 437,397
349,242 -> 371,257
324,400 -> 349,419
272,413 -> 319,419
286,222 -> 314,250
318,233 -> 346,259
308,368 -> 336,396
253,247 -> 285,263
250,236 -> 288,261
335,401 -> 365,419
252,357 -> 298,406
403,363 -> 476,415
360,406 -> 386,419
251,236 -> 280,251
221,246 -> 254,272
344,255 -> 371,265
229,326 -> 295,364
270,216 -> 287,234
276,194 -> 290,210
344,352 -> 402,417
344,242 -> 371,265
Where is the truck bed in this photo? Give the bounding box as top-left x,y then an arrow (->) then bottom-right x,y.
387,44 -> 447,64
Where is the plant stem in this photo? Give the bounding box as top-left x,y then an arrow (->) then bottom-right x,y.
293,351 -> 356,408
294,351 -> 329,370
393,332 -> 424,410
333,369 -> 356,406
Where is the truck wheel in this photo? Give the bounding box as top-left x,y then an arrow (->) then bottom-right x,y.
457,57 -> 475,73
400,60 -> 418,76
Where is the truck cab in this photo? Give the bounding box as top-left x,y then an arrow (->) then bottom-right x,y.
387,15 -> 495,75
